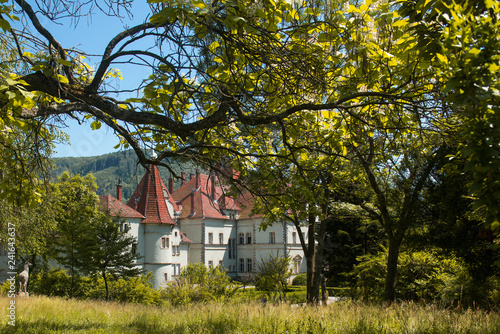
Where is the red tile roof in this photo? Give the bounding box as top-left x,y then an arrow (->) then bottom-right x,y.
180,232 -> 192,244
99,195 -> 145,219
235,189 -> 263,219
172,172 -> 240,219
127,165 -> 178,225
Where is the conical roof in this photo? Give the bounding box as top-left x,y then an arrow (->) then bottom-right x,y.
127,165 -> 178,224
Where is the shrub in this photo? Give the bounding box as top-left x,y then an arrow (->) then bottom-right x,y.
30,268 -> 90,298
28,268 -> 165,305
163,263 -> 234,305
84,273 -> 165,305
292,273 -> 307,286
255,252 -> 292,301
350,249 -> 487,305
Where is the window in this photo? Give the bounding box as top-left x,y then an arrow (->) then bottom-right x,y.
292,232 -> 297,244
173,264 -> 180,276
208,260 -> 213,268
172,245 -> 180,256
120,223 -> 130,233
161,237 -> 169,248
246,258 -> 252,273
238,233 -> 244,244
228,238 -> 235,259
239,258 -> 245,272
219,233 -> 224,244
164,273 -> 168,282
131,243 -> 138,256
246,232 -> 252,244
293,256 -> 302,274
269,232 -> 276,244
219,260 -> 223,267
208,232 -> 213,244
175,231 -> 178,237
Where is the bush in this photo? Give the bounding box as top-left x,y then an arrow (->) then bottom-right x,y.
350,249 -> 488,305
30,268 -> 90,298
292,273 -> 307,286
255,253 -> 292,301
163,263 -> 234,305
84,273 -> 165,305
29,268 -> 165,305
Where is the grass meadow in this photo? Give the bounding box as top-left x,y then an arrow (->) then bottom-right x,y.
1,295 -> 499,334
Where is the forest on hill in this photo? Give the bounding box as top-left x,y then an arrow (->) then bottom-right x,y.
52,151 -> 198,202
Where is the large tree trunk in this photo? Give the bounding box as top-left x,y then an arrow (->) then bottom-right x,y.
384,236 -> 403,302
305,214 -> 320,305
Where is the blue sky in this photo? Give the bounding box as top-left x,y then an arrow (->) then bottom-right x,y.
27,2 -> 152,157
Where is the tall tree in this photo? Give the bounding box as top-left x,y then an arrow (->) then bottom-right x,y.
399,0 -> 500,234
88,212 -> 142,301
49,172 -> 102,297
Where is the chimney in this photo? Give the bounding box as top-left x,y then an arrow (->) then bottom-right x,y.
168,177 -> 174,194
116,179 -> 123,202
181,172 -> 186,186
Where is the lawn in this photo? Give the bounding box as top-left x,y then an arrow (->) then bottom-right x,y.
1,295 -> 499,333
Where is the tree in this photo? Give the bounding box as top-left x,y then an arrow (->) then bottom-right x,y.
48,172 -> 141,299
399,0 -> 500,235
48,172 -> 102,297
88,211 -> 143,301
0,1 -> 435,171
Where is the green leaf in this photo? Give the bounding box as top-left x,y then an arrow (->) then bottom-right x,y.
57,58 -> 73,67
192,0 -> 206,9
392,19 -> 408,28
91,121 -> 102,130
0,18 -> 10,32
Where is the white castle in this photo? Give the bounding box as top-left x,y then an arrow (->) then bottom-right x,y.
99,165 -> 306,288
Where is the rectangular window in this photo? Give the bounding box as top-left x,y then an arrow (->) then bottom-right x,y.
247,258 -> 252,272
269,232 -> 276,244
246,232 -> 252,244
208,260 -> 213,268
172,245 -> 180,256
131,243 -> 138,256
208,232 -> 213,244
164,273 -> 168,281
173,264 -> 180,276
292,232 -> 297,244
239,258 -> 245,272
238,233 -> 244,244
219,233 -> 224,244
120,223 -> 130,233
161,237 -> 170,248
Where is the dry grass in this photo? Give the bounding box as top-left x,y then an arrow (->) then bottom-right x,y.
1,295 -> 499,333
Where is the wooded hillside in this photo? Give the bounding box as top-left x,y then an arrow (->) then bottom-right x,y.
52,151 -> 197,202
